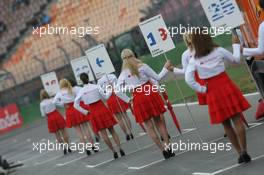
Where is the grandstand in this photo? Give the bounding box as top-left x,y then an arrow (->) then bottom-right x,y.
0,0 -> 209,106
0,0 -> 154,105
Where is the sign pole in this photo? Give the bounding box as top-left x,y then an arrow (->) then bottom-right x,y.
163,53 -> 203,142
138,14 -> 203,141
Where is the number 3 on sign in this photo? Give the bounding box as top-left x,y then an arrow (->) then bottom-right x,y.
147,28 -> 168,46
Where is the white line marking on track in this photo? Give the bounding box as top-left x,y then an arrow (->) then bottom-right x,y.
86,159 -> 114,168
192,154 -> 264,175
182,128 -> 196,132
128,145 -> 199,170
85,143 -> 158,168
127,145 -> 198,171
248,122 -> 262,128
55,130 -> 152,167
85,128 -> 196,168
138,132 -> 147,136
56,155 -> 87,167
127,122 -> 264,170
128,159 -> 165,170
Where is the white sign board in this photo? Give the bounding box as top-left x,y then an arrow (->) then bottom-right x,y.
85,44 -> 115,79
70,56 -> 94,85
139,14 -> 175,57
200,0 -> 244,29
40,72 -> 60,96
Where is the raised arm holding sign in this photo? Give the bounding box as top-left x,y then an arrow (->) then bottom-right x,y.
138,14 -> 202,142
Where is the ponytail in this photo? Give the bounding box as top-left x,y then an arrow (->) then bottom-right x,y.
59,79 -> 73,95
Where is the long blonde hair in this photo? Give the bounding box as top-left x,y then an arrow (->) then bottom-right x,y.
183,32 -> 193,51
121,49 -> 143,77
59,79 -> 73,95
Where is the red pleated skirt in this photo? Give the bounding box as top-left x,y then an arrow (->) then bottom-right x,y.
195,71 -> 207,105
107,93 -> 129,114
255,99 -> 264,120
80,101 -> 92,121
205,72 -> 251,124
46,110 -> 66,133
132,82 -> 166,123
65,103 -> 86,128
89,100 -> 117,133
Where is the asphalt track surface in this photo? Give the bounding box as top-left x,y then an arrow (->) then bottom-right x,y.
1,93 -> 264,175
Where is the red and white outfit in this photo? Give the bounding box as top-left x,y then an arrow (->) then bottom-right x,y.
74,84 -> 117,133
40,98 -> 66,133
53,87 -> 86,128
185,44 -> 251,124
98,74 -> 130,114
173,49 -> 207,105
74,86 -> 92,122
117,64 -> 168,123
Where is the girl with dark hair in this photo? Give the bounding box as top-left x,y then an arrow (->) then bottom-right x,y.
74,73 -> 125,159
69,79 -> 100,149
185,31 -> 251,164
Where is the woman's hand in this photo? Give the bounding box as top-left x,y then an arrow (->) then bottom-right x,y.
232,34 -> 240,44
129,99 -> 133,109
164,60 -> 174,71
232,34 -> 244,53
240,45 -> 244,54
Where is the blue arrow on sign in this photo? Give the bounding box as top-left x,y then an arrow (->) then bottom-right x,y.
96,57 -> 105,67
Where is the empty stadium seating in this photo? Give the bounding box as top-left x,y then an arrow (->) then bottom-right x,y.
0,0 -> 206,98
0,0 -> 153,92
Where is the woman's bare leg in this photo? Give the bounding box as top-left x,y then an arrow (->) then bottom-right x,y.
115,113 -> 128,135
144,119 -> 164,151
153,116 -> 170,146
232,114 -> 247,152
74,125 -> 85,143
100,129 -> 115,152
108,127 -> 121,149
60,129 -> 70,144
123,112 -> 133,134
81,123 -> 94,144
222,119 -> 242,154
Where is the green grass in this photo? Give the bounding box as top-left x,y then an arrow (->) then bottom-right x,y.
141,33 -> 232,70
20,100 -> 41,125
